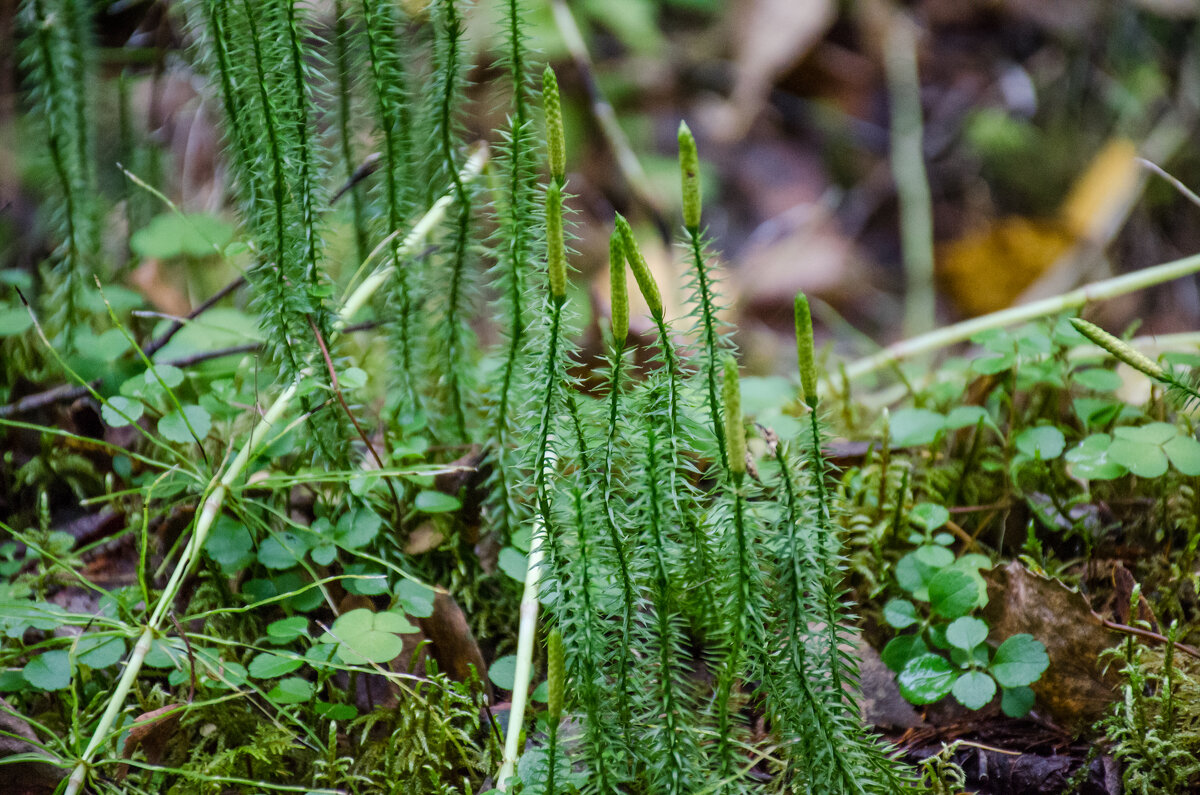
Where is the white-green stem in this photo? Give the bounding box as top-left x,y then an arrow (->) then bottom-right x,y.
885,11 -> 936,345
839,250 -> 1200,386
63,145 -> 487,795
496,512 -> 548,790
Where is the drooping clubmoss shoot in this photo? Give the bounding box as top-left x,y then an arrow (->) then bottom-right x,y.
1070,317 -> 1166,381
610,229 -> 629,347
678,121 -> 702,233
546,182 -> 567,304
614,214 -> 663,318
723,355 -> 746,482
543,66 -> 566,186
795,292 -> 819,410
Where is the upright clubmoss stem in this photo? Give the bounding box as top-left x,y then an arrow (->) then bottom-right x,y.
603,230 -> 636,752
544,66 -> 566,186
715,354 -> 753,784
678,121 -> 702,233
676,126 -> 728,470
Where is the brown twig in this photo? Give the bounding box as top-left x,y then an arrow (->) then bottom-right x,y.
305,314 -> 400,511
0,275 -> 245,418
1100,617 -> 1200,660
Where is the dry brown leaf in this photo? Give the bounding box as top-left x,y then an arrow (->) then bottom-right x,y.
117,704 -> 184,781
982,562 -> 1121,728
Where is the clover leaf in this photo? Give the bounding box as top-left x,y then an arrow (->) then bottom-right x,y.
319,608 -> 418,665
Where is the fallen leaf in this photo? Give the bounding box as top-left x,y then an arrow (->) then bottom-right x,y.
982,562 -> 1121,728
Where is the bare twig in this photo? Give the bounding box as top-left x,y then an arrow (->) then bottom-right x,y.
305,313 -> 400,510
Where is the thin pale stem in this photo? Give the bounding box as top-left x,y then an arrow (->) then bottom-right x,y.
62,148 -> 487,795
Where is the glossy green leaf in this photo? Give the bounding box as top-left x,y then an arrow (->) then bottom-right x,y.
1106,437 -> 1168,478
75,635 -> 125,669
101,396 -> 143,428
266,616 -> 309,645
881,635 -> 927,673
945,616 -> 989,652
928,569 -> 978,619
1015,426 -> 1065,460
952,670 -> 996,710
158,405 -> 211,444
883,599 -> 919,629
897,653 -> 955,704
990,634 -> 1049,688
396,579 -> 435,618
267,676 -> 313,704
1164,434 -> 1200,476
23,651 -> 71,691
248,651 -> 304,679
489,654 -> 518,690
415,490 -> 461,513
319,608 -> 417,665
889,409 -> 945,447
1001,685 -> 1036,717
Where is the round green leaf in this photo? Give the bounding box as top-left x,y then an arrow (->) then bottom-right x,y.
1065,434 -> 1126,481
335,506 -> 383,550
23,651 -> 71,691
158,405 -> 212,444
943,405 -> 991,432
928,569 -> 978,619
945,616 -> 989,653
499,547 -> 528,583
396,579 -> 435,618
145,364 -> 185,389
320,608 -> 417,665
101,396 -> 143,428
883,599 -> 919,630
881,635 -> 928,673
1074,368 -> 1122,392
206,516 -> 254,573
257,531 -> 310,570
1164,434 -> 1200,476
131,212 -> 233,259
1015,426 -> 1065,460
340,367 -> 368,390
897,653 -> 955,705
0,305 -> 33,337
248,651 -> 304,680
889,409 -> 946,448
414,490 -> 461,514
1115,422 -> 1177,445
267,676 -> 313,704
266,617 -> 309,645
910,503 -> 950,532
914,544 -> 955,569
1106,438 -> 1168,478
489,654 -> 518,690
990,634 -> 1049,688
75,635 -> 126,669
952,670 -> 997,710
1001,685 -> 1036,717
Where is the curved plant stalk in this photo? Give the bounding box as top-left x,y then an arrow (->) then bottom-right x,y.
840,250 -> 1200,386
62,148 -> 487,795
